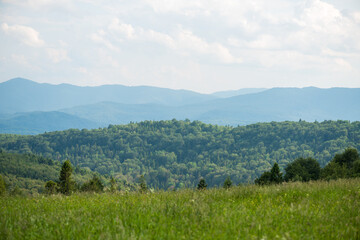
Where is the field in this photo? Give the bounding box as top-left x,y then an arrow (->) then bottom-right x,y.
1,179 -> 360,239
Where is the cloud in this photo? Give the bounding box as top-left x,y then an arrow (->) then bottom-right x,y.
108,19 -> 242,64
91,30 -> 120,51
1,0 -> 359,91
46,48 -> 70,63
174,29 -> 242,63
109,19 -> 135,39
334,58 -> 352,70
2,0 -> 74,11
1,23 -> 45,47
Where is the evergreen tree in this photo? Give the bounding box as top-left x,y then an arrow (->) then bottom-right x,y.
139,175 -> 147,193
58,160 -> 74,195
0,174 -> 6,196
223,176 -> 232,189
270,162 -> 283,184
197,178 -> 207,190
255,163 -> 283,185
45,180 -> 57,194
110,177 -> 117,192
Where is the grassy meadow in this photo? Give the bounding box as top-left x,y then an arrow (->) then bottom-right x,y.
1,178 -> 359,239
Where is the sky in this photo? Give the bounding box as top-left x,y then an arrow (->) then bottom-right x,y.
0,0 -> 360,93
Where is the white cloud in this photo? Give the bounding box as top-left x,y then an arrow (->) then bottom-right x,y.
108,19 -> 242,64
2,0 -> 74,11
245,35 -> 281,50
352,11 -> 360,23
46,48 -> 70,63
109,18 -> 135,39
174,29 -> 242,63
91,30 -> 120,51
1,0 -> 359,91
1,23 -> 45,47
334,58 -> 352,71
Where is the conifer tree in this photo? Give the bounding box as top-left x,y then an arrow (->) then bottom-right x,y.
139,175 -> 147,193
110,177 -> 117,192
270,162 -> 283,184
0,174 -> 6,196
223,176 -> 232,189
197,178 -> 207,190
58,160 -> 74,195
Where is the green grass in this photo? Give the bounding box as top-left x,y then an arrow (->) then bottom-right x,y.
1,179 -> 360,239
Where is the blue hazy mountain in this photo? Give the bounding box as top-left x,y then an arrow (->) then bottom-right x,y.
61,102 -> 177,125
0,78 -> 216,114
192,87 -> 360,125
0,111 -> 99,135
61,87 -> 360,126
211,88 -> 268,98
1,78 -> 359,134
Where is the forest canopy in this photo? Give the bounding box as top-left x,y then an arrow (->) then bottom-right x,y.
0,120 -> 359,189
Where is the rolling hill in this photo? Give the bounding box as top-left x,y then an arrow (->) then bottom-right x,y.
61,87 -> 360,126
0,111 -> 99,135
1,120 -> 359,188
0,78 -> 215,114
1,78 -> 360,134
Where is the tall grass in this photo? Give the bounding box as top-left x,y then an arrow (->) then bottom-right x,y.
1,179 -> 359,239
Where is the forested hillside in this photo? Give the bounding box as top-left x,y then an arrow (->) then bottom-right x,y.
1,120 -> 359,189
0,151 -> 97,194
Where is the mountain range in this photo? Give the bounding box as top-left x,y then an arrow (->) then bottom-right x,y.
1,78 -> 359,134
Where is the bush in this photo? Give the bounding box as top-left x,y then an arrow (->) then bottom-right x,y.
45,180 -> 57,194
81,175 -> 104,193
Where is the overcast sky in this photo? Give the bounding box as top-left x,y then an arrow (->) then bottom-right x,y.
0,0 -> 359,93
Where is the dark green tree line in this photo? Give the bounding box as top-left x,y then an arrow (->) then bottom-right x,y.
0,120 -> 359,189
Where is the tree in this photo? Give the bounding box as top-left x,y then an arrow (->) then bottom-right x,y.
270,162 -> 283,184
223,176 -> 232,189
255,171 -> 271,185
321,161 -> 348,180
255,163 -> 283,185
110,177 -> 117,192
81,175 -> 104,193
321,148 -> 360,179
139,175 -> 147,193
58,160 -> 74,195
284,157 -> 320,182
197,178 -> 207,190
333,148 -> 359,168
0,174 -> 6,196
45,180 -> 57,194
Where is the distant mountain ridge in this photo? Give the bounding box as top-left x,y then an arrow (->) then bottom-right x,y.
1,78 -> 360,134
0,111 -> 99,135
0,78 -> 216,114
211,88 -> 268,98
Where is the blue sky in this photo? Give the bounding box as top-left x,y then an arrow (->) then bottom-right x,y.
1,0 -> 359,93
